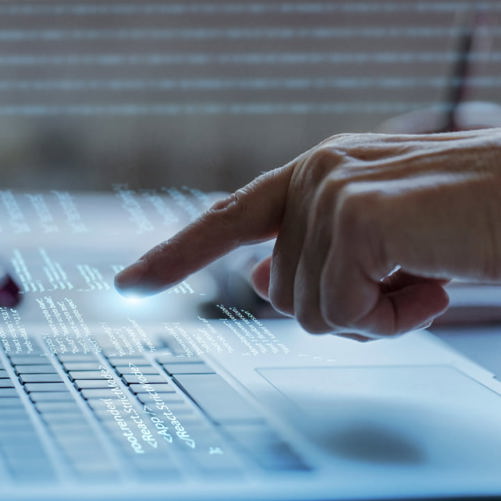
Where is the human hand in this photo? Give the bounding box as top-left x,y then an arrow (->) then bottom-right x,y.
115,129 -> 501,339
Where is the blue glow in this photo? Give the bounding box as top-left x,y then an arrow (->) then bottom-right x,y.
121,294 -> 146,304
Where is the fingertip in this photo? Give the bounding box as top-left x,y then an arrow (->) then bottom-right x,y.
114,259 -> 149,296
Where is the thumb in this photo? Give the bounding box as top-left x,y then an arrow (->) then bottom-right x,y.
115,165 -> 293,296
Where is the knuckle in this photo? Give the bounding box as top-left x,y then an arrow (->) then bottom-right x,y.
336,184 -> 382,237
205,189 -> 250,238
312,176 -> 347,215
208,189 -> 247,218
295,308 -> 330,334
320,291 -> 360,330
309,146 -> 334,166
335,184 -> 390,274
295,147 -> 349,193
308,146 -> 347,172
323,133 -> 375,154
326,132 -> 357,145
323,307 -> 351,330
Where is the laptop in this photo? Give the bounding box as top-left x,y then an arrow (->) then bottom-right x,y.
1,188 -> 501,501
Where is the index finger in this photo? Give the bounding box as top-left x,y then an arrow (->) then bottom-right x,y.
115,165 -> 293,296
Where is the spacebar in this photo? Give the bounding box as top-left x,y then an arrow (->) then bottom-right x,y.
174,374 -> 262,423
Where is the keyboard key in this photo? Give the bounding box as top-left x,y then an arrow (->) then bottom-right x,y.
0,418 -> 32,429
24,383 -> 67,392
136,394 -> 186,405
0,421 -> 33,435
155,355 -> 203,364
30,392 -> 74,402
45,419 -> 91,432
129,383 -> 174,394
161,363 -> 214,375
107,356 -> 149,367
174,374 -> 262,423
9,355 -> 49,365
122,374 -> 167,384
167,413 -> 209,428
80,389 -> 122,399
86,399 -> 115,411
143,401 -> 195,416
35,401 -> 81,413
15,365 -> 57,374
68,370 -> 108,380
55,436 -> 104,455
74,380 -> 111,390
48,425 -> 93,439
58,354 -> 99,363
20,374 -> 63,383
41,411 -> 85,422
0,398 -> 23,408
0,408 -> 29,419
2,442 -> 46,456
115,366 -> 160,376
0,429 -> 39,443
0,388 -> 17,397
63,362 -> 102,371
223,424 -> 309,471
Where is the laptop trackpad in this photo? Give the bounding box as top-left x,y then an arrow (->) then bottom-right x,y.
258,366 -> 501,468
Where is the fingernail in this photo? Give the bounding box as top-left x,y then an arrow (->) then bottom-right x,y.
114,260 -> 148,294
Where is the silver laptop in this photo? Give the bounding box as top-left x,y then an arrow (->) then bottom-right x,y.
2,189 -> 501,501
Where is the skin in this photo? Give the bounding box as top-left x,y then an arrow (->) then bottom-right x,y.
115,129 -> 501,341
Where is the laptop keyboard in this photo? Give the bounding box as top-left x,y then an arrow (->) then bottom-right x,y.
0,339 -> 309,484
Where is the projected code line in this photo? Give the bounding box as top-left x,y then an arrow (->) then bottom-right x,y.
0,2 -> 499,16
0,102 -> 452,117
0,52 -> 499,66
0,27 -> 498,42
1,77 -> 501,92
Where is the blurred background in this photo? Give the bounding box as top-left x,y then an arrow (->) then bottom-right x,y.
0,0 -> 500,192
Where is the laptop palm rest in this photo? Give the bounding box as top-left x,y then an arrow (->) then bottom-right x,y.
258,365 -> 501,473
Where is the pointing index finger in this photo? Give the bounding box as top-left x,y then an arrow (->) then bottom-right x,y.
115,166 -> 293,296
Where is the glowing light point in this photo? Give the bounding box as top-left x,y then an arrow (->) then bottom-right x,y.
122,294 -> 145,304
